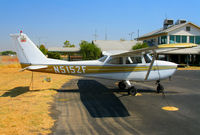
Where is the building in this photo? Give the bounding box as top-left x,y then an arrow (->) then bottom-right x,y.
93,40 -> 140,52
137,19 -> 200,65
48,47 -> 81,61
48,40 -> 140,61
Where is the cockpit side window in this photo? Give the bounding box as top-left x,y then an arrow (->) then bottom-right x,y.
126,57 -> 132,64
143,54 -> 152,63
130,56 -> 142,64
107,57 -> 123,64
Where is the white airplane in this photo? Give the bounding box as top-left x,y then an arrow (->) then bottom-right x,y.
10,32 -> 197,95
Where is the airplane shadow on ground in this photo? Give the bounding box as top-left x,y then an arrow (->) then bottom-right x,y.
1,86 -> 30,97
1,86 -> 55,97
57,79 -> 130,118
78,80 -> 130,118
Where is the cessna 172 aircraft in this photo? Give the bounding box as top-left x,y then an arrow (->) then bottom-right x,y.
10,32 -> 197,95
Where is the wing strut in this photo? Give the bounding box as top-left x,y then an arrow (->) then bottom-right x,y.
145,50 -> 157,80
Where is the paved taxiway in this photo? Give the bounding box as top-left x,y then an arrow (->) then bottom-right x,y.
51,70 -> 200,135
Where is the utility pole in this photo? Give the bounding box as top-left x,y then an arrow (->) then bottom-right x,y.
105,28 -> 107,40
129,32 -> 134,40
93,29 -> 98,41
37,36 -> 47,46
38,37 -> 41,46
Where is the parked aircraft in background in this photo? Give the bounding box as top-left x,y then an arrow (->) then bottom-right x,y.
10,32 -> 197,95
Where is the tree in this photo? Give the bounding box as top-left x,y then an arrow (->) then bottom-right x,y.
80,40 -> 101,60
63,40 -> 75,47
132,42 -> 148,50
38,44 -> 61,59
47,52 -> 61,59
1,51 -> 16,55
39,44 -> 48,55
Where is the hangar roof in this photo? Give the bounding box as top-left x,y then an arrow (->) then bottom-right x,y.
48,47 -> 80,52
137,22 -> 200,40
93,40 -> 140,51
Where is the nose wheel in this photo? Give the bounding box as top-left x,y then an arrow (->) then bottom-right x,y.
156,80 -> 164,93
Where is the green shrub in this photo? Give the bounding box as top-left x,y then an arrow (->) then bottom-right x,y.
47,52 -> 61,59
132,42 -> 148,50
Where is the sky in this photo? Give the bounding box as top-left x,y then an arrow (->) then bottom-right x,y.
0,0 -> 200,51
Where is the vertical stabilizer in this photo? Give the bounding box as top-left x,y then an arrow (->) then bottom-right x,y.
10,32 -> 47,65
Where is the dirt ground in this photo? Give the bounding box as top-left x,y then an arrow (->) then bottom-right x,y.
0,67 -> 77,135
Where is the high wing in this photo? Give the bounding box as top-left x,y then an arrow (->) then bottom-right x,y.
110,43 -> 197,80
111,43 -> 197,57
102,50 -> 128,56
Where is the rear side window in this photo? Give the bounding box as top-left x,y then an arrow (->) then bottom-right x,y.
107,57 -> 123,64
130,56 -> 142,64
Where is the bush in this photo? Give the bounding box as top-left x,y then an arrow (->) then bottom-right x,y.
1,51 -> 16,55
132,42 -> 148,50
47,52 -> 61,59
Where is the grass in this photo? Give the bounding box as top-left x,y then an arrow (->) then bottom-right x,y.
0,67 -> 77,135
0,63 -> 21,68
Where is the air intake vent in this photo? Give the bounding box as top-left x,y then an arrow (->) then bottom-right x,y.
175,20 -> 186,25
163,19 -> 174,29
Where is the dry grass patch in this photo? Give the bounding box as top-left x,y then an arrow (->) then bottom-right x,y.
0,68 -> 77,135
0,63 -> 21,69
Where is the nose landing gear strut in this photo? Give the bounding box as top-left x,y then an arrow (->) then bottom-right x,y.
156,80 -> 164,93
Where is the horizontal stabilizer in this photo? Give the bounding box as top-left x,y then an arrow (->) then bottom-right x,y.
20,65 -> 48,72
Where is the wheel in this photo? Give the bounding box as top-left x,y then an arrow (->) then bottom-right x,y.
157,84 -> 164,93
128,86 -> 137,96
118,81 -> 126,90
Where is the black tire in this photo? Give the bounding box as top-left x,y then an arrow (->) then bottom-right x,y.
128,86 -> 137,96
118,81 -> 126,90
157,84 -> 164,93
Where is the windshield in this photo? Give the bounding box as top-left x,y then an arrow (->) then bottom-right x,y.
98,55 -> 108,62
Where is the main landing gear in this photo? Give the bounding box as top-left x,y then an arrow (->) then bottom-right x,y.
118,80 -> 137,96
118,80 -> 165,96
118,81 -> 126,90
